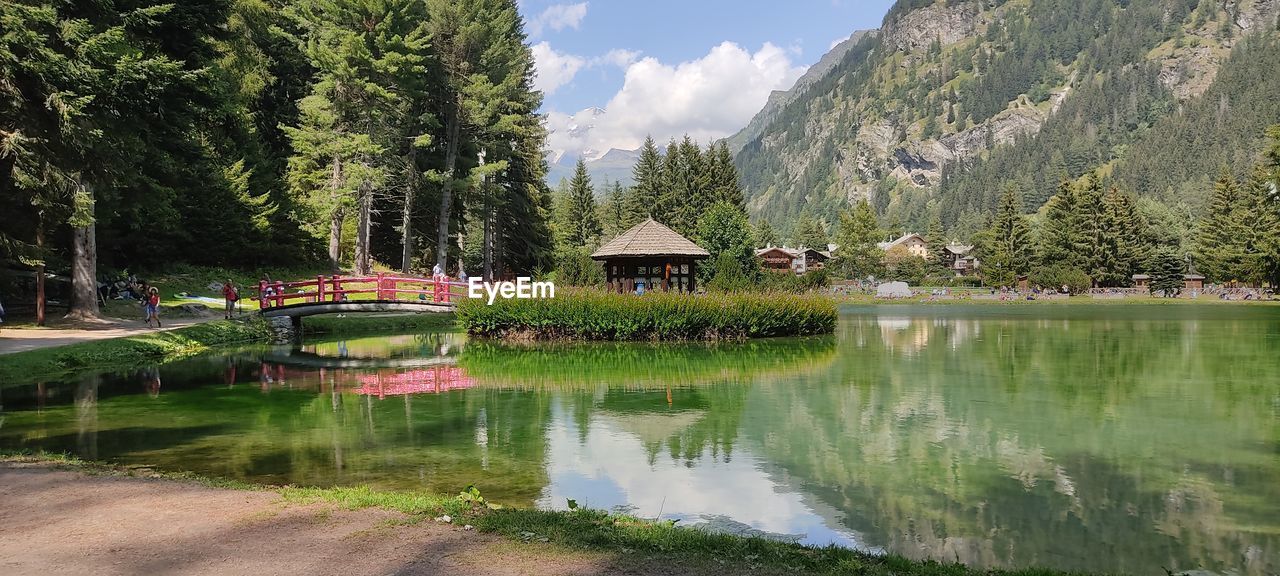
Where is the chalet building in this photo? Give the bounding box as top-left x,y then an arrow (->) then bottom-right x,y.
754,246 -> 831,275
940,244 -> 979,277
1132,274 -> 1151,289
592,219 -> 710,294
877,233 -> 930,258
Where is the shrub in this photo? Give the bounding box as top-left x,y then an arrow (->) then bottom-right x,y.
1030,265 -> 1092,294
456,288 -> 837,341
555,247 -> 605,287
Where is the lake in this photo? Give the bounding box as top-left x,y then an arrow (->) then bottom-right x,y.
2,305 -> 1277,574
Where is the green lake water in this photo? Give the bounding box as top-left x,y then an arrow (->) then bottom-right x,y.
1,305 -> 1278,574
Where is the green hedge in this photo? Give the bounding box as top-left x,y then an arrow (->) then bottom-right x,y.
457,289 -> 837,341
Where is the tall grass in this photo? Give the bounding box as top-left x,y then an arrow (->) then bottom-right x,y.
457,289 -> 837,341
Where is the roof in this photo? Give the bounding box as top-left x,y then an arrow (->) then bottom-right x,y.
591,219 -> 710,260
944,244 -> 974,255
1132,274 -> 1151,280
1183,274 -> 1206,280
756,246 -> 799,258
878,232 -> 926,251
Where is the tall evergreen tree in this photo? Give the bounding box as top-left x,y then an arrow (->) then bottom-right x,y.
795,216 -> 829,249
976,186 -> 1032,287
755,219 -> 778,247
563,158 -> 601,248
834,200 -> 884,279
1193,167 -> 1247,283
601,181 -> 629,238
626,135 -> 663,226
1037,180 -> 1083,268
1149,247 -> 1186,297
707,141 -> 745,209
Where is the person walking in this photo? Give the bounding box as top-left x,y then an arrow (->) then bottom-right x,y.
145,287 -> 162,328
221,279 -> 239,319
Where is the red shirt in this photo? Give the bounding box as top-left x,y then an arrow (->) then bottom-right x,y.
148,294 -> 159,306
223,285 -> 237,300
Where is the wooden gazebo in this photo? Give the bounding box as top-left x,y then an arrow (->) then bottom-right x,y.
591,219 -> 710,293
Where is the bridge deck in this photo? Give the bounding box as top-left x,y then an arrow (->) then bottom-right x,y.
252,274 -> 466,318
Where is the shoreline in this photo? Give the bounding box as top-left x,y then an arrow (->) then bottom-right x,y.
0,452 -> 1086,576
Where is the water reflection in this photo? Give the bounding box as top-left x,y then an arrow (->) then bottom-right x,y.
1,306 -> 1278,575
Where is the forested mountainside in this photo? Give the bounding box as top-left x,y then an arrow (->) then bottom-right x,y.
732,0 -> 1280,239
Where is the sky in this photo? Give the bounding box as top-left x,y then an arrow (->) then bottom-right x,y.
517,0 -> 897,158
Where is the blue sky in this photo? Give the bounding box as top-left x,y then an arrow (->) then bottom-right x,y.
518,0 -> 897,157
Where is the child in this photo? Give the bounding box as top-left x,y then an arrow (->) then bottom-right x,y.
222,279 -> 239,319
145,287 -> 162,328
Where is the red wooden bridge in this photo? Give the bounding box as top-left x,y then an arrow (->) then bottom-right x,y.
253,274 -> 469,320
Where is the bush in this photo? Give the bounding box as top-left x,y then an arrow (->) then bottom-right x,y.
707,252 -> 754,292
555,247 -> 605,287
758,269 -> 830,292
456,288 -> 837,341
1029,265 -> 1092,294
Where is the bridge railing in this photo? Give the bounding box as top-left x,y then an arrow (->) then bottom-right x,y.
252,274 -> 470,310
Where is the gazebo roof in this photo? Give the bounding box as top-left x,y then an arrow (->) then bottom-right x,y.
591,219 -> 710,260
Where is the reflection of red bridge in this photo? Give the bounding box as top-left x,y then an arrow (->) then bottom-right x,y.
252,362 -> 472,398
356,368 -> 474,398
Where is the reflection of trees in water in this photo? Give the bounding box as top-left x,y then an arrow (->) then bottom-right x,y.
461,340 -> 838,470
744,314 -> 1280,574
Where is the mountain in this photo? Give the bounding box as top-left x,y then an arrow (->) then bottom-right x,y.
723,30 -> 875,155
732,0 -> 1280,238
546,147 -> 642,190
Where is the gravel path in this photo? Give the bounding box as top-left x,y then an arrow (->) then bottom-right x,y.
0,463 -> 622,576
0,316 -> 219,356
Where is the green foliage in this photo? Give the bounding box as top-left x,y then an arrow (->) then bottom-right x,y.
833,200 -> 884,279
554,247 -> 604,287
1149,248 -> 1187,297
975,187 -> 1032,287
562,158 -> 602,248
1029,265 -> 1092,295
793,216 -> 829,249
755,219 -> 778,247
457,289 -> 837,341
696,201 -> 756,284
0,319 -> 275,386
706,252 -> 753,293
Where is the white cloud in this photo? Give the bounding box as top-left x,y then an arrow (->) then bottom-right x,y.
529,2 -> 588,37
531,41 -> 586,95
593,48 -> 641,69
545,41 -> 807,156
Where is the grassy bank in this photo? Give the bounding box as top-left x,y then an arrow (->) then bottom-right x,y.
0,319 -> 275,385
301,312 -> 459,335
458,289 -> 837,341
1,451 -> 1080,576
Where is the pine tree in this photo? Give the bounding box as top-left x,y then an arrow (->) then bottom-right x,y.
707,141 -> 745,209
756,219 -> 778,247
1037,180 -> 1082,268
976,186 -> 1032,287
795,216 -> 829,249
1097,188 -> 1145,286
1240,164 -> 1280,286
626,136 -> 664,227
1074,175 -> 1108,285
1150,247 -> 1186,297
1193,167 -> 1246,283
601,181 -> 629,238
563,158 -> 601,248
834,200 -> 884,279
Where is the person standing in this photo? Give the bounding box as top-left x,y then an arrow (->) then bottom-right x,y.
221,279 -> 239,319
145,287 -> 162,328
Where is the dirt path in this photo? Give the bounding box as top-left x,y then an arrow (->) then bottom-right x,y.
0,316 -> 221,356
0,463 -> 737,576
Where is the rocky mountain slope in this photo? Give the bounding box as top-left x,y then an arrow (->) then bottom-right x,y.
731,0 -> 1280,236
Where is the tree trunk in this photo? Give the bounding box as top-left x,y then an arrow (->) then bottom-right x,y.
435,98 -> 462,269
66,184 -> 99,321
400,145 -> 418,274
35,214 -> 46,326
355,175 -> 372,275
328,155 -> 345,271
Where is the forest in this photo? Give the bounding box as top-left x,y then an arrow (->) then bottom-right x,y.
1,0 -> 551,318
